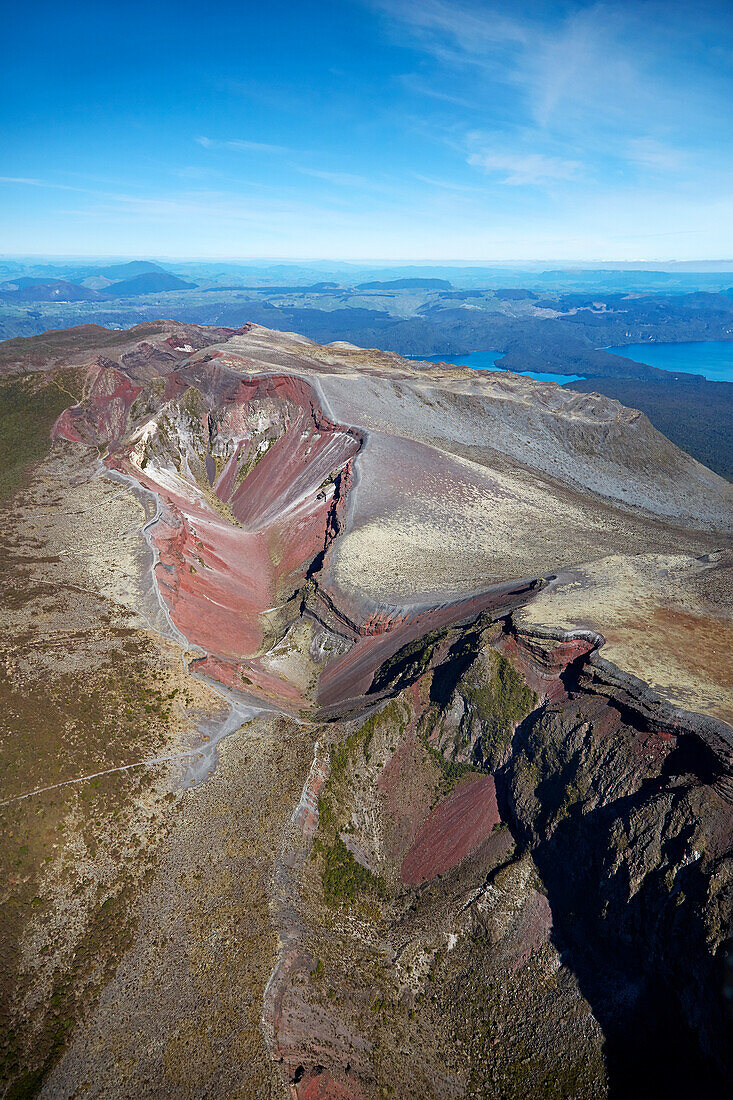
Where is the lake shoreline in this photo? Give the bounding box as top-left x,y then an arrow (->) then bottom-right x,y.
606,340 -> 733,383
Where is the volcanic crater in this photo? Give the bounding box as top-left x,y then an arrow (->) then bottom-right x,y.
1,320 -> 731,1100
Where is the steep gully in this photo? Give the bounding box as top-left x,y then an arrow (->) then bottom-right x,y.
52,354 -> 733,1095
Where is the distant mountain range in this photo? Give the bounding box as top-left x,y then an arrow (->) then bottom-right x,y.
0,257 -> 731,482
3,258 -> 733,293
92,260 -> 170,280
0,264 -> 196,302
102,272 -> 197,297
0,280 -> 102,303
355,277 -> 453,290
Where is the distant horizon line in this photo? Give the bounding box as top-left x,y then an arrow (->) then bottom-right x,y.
3,254 -> 733,271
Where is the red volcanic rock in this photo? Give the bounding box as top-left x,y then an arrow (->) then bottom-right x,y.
227,405 -> 357,529
150,499 -> 272,659
316,579 -> 539,712
496,630 -> 596,705
94,368 -> 363,698
266,948 -> 371,1100
630,727 -> 676,768
192,653 -> 306,709
359,610 -> 409,636
52,361 -> 142,447
90,363 -> 143,444
51,407 -> 84,443
376,697 -> 438,862
401,775 -> 501,886
299,1070 -> 363,1099
213,439 -> 243,500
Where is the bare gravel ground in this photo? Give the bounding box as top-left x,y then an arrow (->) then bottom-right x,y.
42,713 -> 311,1100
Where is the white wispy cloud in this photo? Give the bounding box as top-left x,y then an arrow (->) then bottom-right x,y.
371,0 -> 728,167
373,1 -> 647,128
398,72 -> 482,110
0,176 -> 85,191
466,150 -> 582,185
173,165 -> 217,180
373,0 -> 528,56
0,176 -> 46,186
626,138 -> 687,172
196,136 -> 291,154
297,167 -> 372,187
196,141 -> 384,193
413,173 -> 483,193
521,4 -> 643,129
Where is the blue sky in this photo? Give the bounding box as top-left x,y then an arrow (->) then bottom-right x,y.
2,0 -> 732,261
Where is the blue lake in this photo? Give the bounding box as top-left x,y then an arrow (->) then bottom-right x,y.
607,341 -> 733,382
414,349 -> 584,386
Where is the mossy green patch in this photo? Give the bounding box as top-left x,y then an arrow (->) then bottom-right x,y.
315,700 -> 407,908
370,628 -> 447,695
554,771 -> 592,823
460,650 -> 536,768
310,958 -> 324,980
419,724 -> 476,798
317,837 -> 386,906
318,699 -> 407,835
0,371 -> 83,500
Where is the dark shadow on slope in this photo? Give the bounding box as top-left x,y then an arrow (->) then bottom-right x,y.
428,628 -> 483,707
533,804 -> 729,1097
491,685 -> 732,1097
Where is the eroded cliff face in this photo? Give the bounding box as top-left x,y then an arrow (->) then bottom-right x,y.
265,612 -> 732,1099
51,353 -> 363,709
1,322 -> 731,1100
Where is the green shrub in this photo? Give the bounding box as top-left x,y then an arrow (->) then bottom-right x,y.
319,837 -> 386,906
0,374 -> 81,500
461,651 -> 535,766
